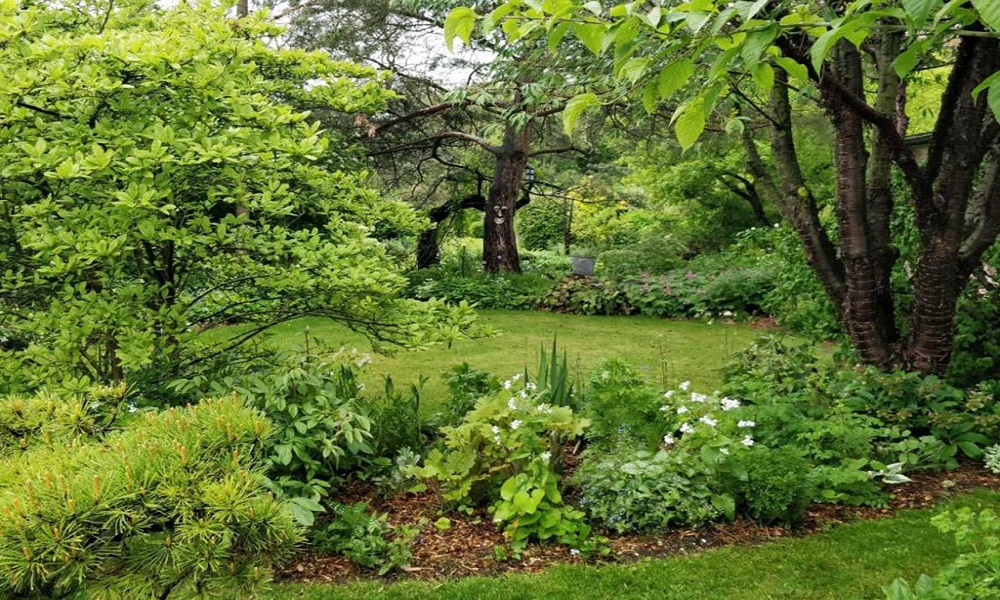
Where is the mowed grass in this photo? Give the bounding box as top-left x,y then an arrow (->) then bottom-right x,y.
271,491 -> 1000,600
205,310 -> 769,408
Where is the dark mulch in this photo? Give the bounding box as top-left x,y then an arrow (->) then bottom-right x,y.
279,462 -> 1000,585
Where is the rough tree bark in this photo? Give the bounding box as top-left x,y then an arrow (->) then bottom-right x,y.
483,121 -> 532,273
769,29 -> 1000,375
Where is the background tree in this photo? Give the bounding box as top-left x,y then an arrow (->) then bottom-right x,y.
0,0 -> 474,398
464,0 -> 1000,375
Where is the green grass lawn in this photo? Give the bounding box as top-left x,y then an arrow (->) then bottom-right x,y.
272,491 -> 999,600
206,310 -> 769,407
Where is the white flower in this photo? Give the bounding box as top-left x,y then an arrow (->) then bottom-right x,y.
720,447 -> 730,455
659,405 -> 671,412
510,420 -> 522,430
541,451 -> 552,462
663,434 -> 675,445
127,403 -> 138,414
512,373 -> 523,381
570,549 -> 580,557
680,422 -> 695,434
503,380 -> 513,390
676,406 -> 689,415
491,425 -> 501,435
774,222 -> 780,228
520,390 -> 529,398
537,403 -> 552,413
742,435 -> 755,447
738,420 -> 756,428
357,383 -> 365,391
664,390 -> 675,398
508,397 -> 517,410
679,381 -> 691,391
525,382 -> 537,391
720,397 -> 740,411
722,310 -> 733,317
690,392 -> 707,403
699,415 -> 718,427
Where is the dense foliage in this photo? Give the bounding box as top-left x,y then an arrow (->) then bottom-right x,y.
0,0 -> 473,399
0,393 -> 300,598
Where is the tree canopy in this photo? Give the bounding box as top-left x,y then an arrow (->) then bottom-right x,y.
0,0 -> 475,398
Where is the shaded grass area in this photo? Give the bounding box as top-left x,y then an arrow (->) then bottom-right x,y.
272,491 -> 1000,600
205,311 -> 768,408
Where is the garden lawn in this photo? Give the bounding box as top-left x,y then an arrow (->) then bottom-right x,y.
206,310 -> 768,409
272,491 -> 1000,600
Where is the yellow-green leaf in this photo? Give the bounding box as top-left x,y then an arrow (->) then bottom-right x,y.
444,7 -> 478,51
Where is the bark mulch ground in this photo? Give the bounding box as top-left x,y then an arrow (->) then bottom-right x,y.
280,462 -> 1000,585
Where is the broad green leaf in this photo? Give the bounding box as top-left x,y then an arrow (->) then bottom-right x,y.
774,55 -> 808,81
892,41 -> 923,78
741,23 -> 778,62
811,27 -> 845,73
563,92 -> 600,134
674,99 -> 706,151
619,57 -> 649,83
752,62 -> 774,93
641,81 -> 658,113
572,22 -> 607,55
989,80 -> 1000,122
444,7 -> 478,51
548,22 -> 570,51
974,0 -> 1000,32
902,0 -> 940,27
657,58 -> 694,99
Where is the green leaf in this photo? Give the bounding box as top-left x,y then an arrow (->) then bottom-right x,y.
741,23 -> 778,63
902,0 -> 940,27
657,58 -> 694,99
674,99 -> 706,151
619,57 -> 649,83
752,62 -> 774,93
444,7 -> 478,51
562,92 -> 600,134
892,41 -> 923,78
572,22 -> 608,55
988,79 -> 1000,122
774,55 -> 808,81
974,0 -> 1000,32
811,28 -> 845,73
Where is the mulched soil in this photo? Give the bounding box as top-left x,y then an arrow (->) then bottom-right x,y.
279,462 -> 1000,586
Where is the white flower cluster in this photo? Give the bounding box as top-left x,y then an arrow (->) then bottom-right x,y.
720,397 -> 740,411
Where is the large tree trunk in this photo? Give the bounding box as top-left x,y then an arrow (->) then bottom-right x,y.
483,121 -> 531,273
771,30 -> 1000,376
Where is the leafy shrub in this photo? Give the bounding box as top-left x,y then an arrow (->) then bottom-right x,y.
596,233 -> 686,281
723,335 -> 819,399
0,396 -> 301,598
227,355 -> 374,505
416,378 -> 593,552
985,444 -> 1000,474
408,268 -> 552,310
539,276 -> 634,315
517,198 -> 569,251
885,508 -> 1000,599
521,250 -> 572,277
573,446 -> 725,533
438,362 -> 502,427
368,376 -> 425,459
311,502 -> 419,575
372,447 -> 424,497
740,447 -> 814,526
583,359 -> 664,446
